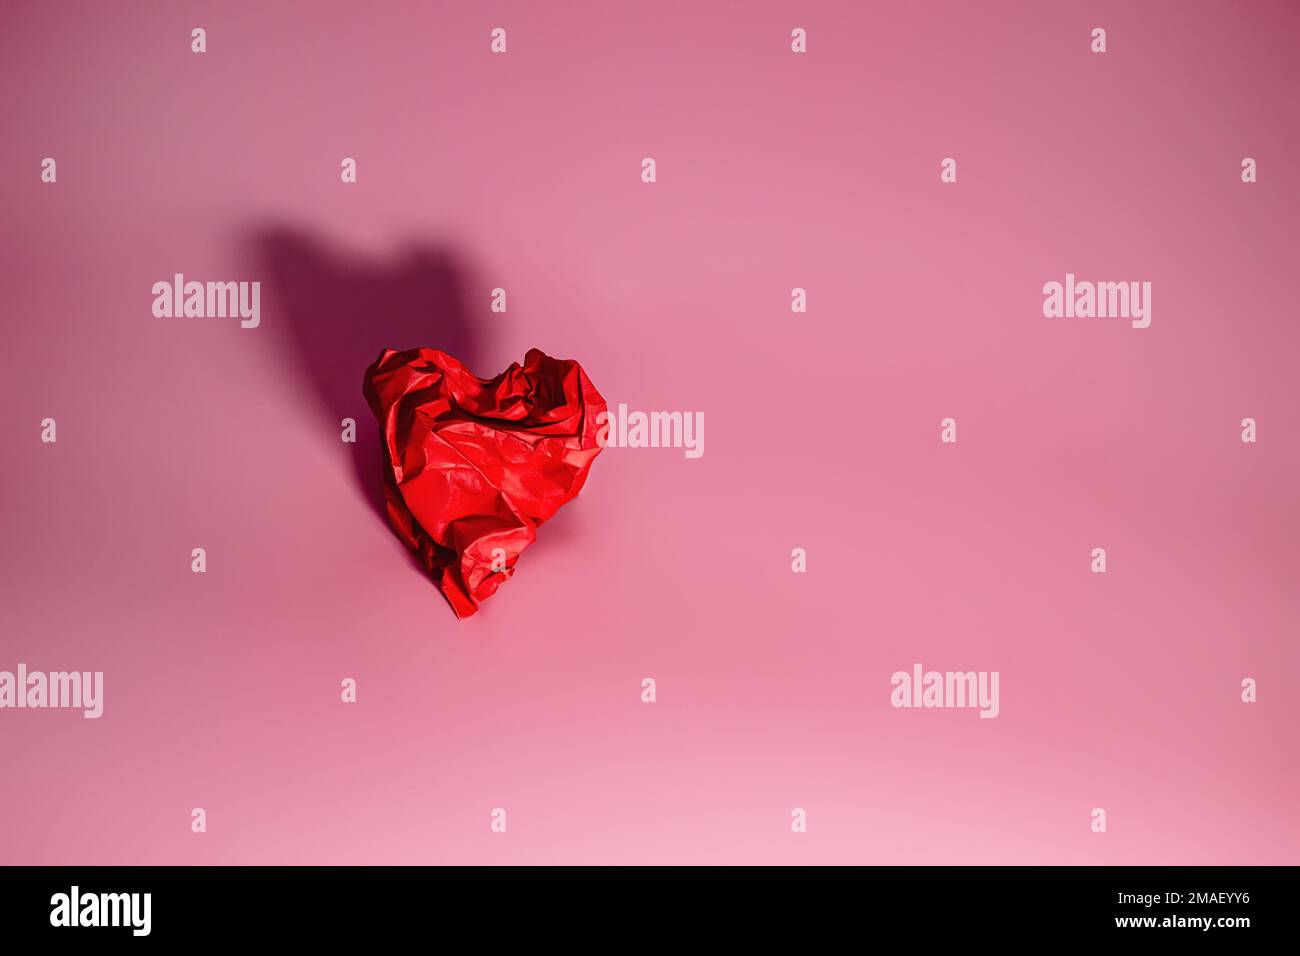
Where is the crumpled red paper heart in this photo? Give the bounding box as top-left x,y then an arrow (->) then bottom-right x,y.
362,347 -> 607,618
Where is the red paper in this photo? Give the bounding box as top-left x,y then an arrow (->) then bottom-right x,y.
363,347 -> 607,618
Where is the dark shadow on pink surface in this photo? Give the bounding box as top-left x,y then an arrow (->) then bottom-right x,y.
254,228 -> 481,522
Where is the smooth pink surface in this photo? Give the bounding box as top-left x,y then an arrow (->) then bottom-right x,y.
2,0 -> 1297,864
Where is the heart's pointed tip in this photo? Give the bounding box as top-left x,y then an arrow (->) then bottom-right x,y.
447,605 -> 477,621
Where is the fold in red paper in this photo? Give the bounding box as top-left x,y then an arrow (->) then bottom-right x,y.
362,347 -> 607,618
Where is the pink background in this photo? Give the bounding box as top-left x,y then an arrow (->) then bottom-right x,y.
2,0 -> 1298,865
